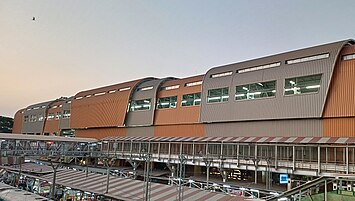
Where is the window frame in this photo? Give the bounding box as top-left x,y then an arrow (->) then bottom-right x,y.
129,99 -> 152,112
235,80 -> 277,101
181,92 -> 201,107
157,96 -> 178,109
283,74 -> 322,96
207,87 -> 229,104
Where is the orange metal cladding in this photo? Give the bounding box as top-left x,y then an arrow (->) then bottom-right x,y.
12,109 -> 24,133
154,124 -> 205,137
154,75 -> 203,125
70,79 -> 142,129
75,128 -> 126,139
43,101 -> 62,135
323,45 -> 355,137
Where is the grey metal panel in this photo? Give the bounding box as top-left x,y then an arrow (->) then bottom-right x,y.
125,78 -> 175,126
204,119 -> 323,137
201,40 -> 353,123
22,101 -> 53,134
126,126 -> 154,137
59,97 -> 73,130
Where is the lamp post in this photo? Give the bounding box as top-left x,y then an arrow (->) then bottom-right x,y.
140,148 -> 152,201
49,157 -> 62,200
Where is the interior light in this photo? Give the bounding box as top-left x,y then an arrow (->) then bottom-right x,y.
257,83 -> 263,86
235,94 -> 245,97
289,80 -> 295,85
306,85 -> 320,89
242,87 -> 248,90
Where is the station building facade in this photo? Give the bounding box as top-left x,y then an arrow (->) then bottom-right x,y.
12,39 -> 355,139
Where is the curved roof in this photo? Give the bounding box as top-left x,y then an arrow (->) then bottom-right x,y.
71,78 -> 154,128
154,75 -> 204,125
125,77 -> 175,127
201,39 -> 354,123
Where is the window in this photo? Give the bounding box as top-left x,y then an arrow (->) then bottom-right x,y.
185,81 -> 202,87
211,71 -> 233,78
342,54 -> 355,61
119,87 -> 131,92
29,115 -> 37,122
161,85 -> 180,91
157,96 -> 177,109
129,99 -> 151,111
138,86 -> 153,91
47,113 -> 55,120
286,53 -> 329,64
94,92 -> 106,96
56,112 -> 61,120
238,62 -> 281,73
207,87 -> 229,103
236,81 -> 276,101
284,74 -> 322,96
24,116 -> 29,123
38,114 -> 44,121
63,110 -> 71,119
182,93 -> 201,106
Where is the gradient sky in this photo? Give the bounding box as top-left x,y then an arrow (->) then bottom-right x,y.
1,0 -> 355,117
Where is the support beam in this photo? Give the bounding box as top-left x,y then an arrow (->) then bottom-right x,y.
346,146 -> 349,174
318,146 -> 321,175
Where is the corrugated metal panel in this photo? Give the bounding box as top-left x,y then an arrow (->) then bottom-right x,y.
154,124 -> 205,137
154,75 -> 203,125
12,109 -> 24,134
323,118 -> 355,137
70,79 -> 145,129
125,78 -> 174,126
126,126 -> 154,137
201,40 -> 353,123
43,101 -> 62,134
204,119 -> 323,137
75,127 -> 126,139
324,45 -> 355,118
59,97 -> 72,129
22,100 -> 53,134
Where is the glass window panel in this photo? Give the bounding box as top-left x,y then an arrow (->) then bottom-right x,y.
129,99 -> 151,111
182,93 -> 201,106
235,81 -> 276,101
207,87 -> 229,103
157,96 -> 177,109
63,110 -> 71,119
284,74 -> 322,96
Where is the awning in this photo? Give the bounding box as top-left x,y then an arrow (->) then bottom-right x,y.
101,136 -> 355,144
40,169 -> 244,201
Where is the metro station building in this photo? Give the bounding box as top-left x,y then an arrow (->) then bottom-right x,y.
10,39 -> 355,190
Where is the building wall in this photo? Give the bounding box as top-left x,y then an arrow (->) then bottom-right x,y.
59,98 -> 72,130
204,119 -> 323,137
323,45 -> 355,137
43,102 -> 61,135
22,101 -> 52,134
126,126 -> 154,137
75,127 -> 126,139
12,109 -> 24,134
125,78 -> 173,126
154,75 -> 203,125
154,124 -> 205,137
200,40 -> 351,123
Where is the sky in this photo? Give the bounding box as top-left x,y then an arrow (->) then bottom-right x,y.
1,0 -> 355,117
